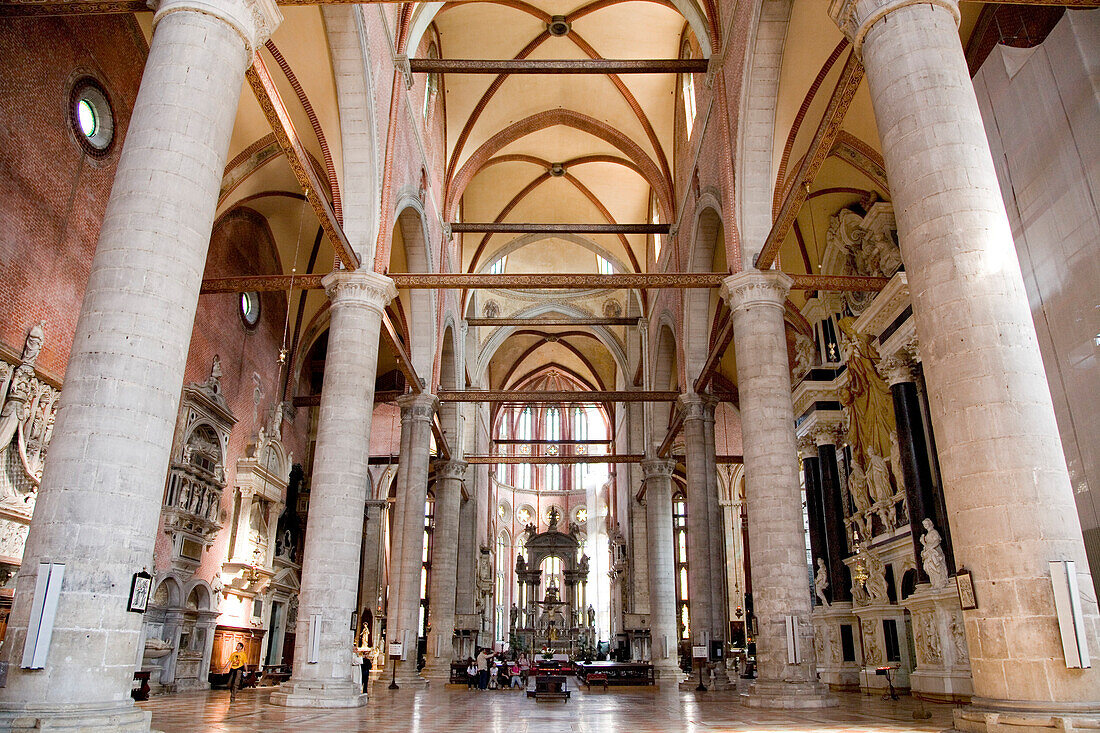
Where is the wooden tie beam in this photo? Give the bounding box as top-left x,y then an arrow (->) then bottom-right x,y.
466,317 -> 640,327
408,59 -> 711,74
450,223 -> 667,235
467,454 -> 643,465
437,390 -> 681,403
200,272 -> 889,293
494,438 -> 611,445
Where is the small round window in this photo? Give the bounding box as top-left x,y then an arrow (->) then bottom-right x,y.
70,79 -> 114,155
240,292 -> 261,329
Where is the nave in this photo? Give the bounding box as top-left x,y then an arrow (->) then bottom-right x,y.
141,684 -> 956,733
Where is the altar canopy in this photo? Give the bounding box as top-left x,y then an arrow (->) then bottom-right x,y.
513,510 -> 593,654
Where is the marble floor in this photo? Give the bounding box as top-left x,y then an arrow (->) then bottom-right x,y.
140,681 -> 960,732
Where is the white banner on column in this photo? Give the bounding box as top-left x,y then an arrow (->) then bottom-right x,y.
1050,560 -> 1091,668
785,615 -> 802,664
308,614 -> 322,664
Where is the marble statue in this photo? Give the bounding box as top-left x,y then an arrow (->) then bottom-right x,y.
587,604 -> 595,628
920,518 -> 950,589
509,603 -> 519,630
862,546 -> 889,603
867,449 -> 896,527
814,557 -> 830,607
793,331 -> 815,381
515,553 -> 526,574
847,461 -> 872,538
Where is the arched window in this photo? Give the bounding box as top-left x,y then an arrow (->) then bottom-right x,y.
495,530 -> 509,642
423,43 -> 439,122
418,498 -> 434,639
541,556 -> 563,593
681,41 -> 697,139
673,493 -> 690,639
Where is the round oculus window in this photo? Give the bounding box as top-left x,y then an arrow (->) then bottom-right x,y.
240,291 -> 261,328
70,79 -> 115,155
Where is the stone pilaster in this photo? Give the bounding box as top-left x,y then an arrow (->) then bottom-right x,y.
678,393 -> 718,650
830,0 -> 1100,727
641,458 -> 683,681
385,392 -> 438,685
722,270 -> 835,709
422,460 -> 467,680
271,270 -> 396,709
0,2 -> 280,729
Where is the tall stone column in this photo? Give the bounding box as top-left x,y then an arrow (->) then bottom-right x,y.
678,393 -> 715,649
830,1 -> 1100,725
422,460 -> 467,680
813,427 -> 852,604
879,347 -> 954,581
0,2 -> 280,729
385,393 -> 438,685
271,270 -> 397,708
722,270 -> 834,708
358,499 -> 388,644
700,398 -> 729,646
642,459 -> 682,680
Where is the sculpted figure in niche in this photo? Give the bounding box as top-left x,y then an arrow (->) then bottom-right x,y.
814,558 -> 830,607
920,519 -> 950,589
837,318 -> 896,471
792,332 -> 815,382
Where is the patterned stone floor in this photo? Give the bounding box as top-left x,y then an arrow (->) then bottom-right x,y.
139,681 -> 961,732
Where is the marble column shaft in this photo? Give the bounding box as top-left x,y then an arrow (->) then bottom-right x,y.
701,400 -> 729,644
882,359 -> 953,580
387,393 -> 438,684
814,436 -> 852,604
678,394 -> 716,648
0,2 -> 279,729
642,459 -> 682,679
272,270 -> 396,708
801,450 -> 829,601
831,0 -> 1100,714
422,460 -> 467,679
723,270 -> 833,708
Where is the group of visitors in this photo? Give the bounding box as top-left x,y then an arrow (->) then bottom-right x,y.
465,649 -> 529,690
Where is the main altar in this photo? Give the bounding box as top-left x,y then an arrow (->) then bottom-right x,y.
511,510 -> 594,655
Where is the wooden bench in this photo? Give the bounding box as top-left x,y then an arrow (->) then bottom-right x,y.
527,673 -> 570,701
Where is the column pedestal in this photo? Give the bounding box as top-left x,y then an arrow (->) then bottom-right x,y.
722,270 -> 835,709
0,1 -> 280,729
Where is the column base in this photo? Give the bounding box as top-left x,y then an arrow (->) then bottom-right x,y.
419,662 -> 453,681
740,679 -> 838,709
952,698 -> 1100,733
653,662 -> 685,684
0,701 -> 152,732
268,679 -> 367,708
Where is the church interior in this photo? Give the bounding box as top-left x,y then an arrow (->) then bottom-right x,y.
0,0 -> 1098,731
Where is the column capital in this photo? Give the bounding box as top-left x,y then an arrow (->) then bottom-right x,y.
432,459 -> 468,482
798,434 -> 819,458
322,270 -> 397,313
827,0 -> 959,55
153,0 -> 283,56
397,392 -> 439,424
811,420 -> 845,447
677,392 -> 718,422
720,270 -> 793,314
878,340 -> 921,386
364,499 -> 388,512
641,458 -> 676,480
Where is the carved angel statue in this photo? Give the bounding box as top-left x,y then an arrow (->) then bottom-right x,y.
814,558 -> 830,607
920,518 -> 950,589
